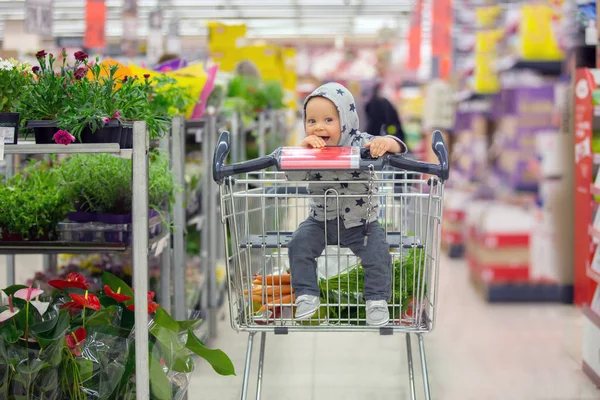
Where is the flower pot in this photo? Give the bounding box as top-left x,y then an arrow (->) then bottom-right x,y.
26,120 -> 58,144
97,209 -> 159,225
120,126 -> 133,149
81,120 -> 123,144
67,211 -> 98,223
0,112 -> 19,144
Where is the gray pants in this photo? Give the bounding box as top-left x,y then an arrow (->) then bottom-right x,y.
288,217 -> 392,301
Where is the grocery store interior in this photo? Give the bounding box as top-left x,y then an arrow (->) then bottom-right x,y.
1,0 -> 600,399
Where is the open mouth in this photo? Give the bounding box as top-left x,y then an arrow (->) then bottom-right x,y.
321,136 -> 330,143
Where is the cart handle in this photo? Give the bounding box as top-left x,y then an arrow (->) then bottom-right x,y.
213,131 -> 277,183
213,130 -> 450,184
388,130 -> 449,181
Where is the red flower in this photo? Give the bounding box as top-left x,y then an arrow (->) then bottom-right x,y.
49,272 -> 89,290
65,327 -> 86,356
32,66 -> 40,73
126,291 -> 159,314
104,285 -> 132,303
35,50 -> 47,58
74,67 -> 86,80
69,292 -> 101,311
122,76 -> 129,83
143,74 -> 150,79
60,301 -> 83,315
74,51 -> 88,62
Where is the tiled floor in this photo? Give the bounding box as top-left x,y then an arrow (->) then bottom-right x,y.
188,255 -> 600,400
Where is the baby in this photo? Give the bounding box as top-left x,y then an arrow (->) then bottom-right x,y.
288,82 -> 406,326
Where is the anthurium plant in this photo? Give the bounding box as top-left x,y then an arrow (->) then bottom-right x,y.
0,271 -> 235,399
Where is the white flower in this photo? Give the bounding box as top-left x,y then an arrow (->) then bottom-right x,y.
0,60 -> 14,71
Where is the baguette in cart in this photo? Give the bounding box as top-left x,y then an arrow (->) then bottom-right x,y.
213,129 -> 449,400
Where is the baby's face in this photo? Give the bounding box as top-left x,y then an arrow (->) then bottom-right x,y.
305,96 -> 341,146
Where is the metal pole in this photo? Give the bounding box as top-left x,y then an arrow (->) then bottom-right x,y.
172,116 -> 187,321
206,112 -> 219,339
4,155 -> 15,287
231,111 -> 239,164
159,132 -> 172,314
258,112 -> 266,158
132,121 -> 150,400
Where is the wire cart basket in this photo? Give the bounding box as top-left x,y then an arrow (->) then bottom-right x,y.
213,131 -> 449,400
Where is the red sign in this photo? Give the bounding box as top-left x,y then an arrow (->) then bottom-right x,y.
84,0 -> 106,49
574,68 -> 596,306
405,0 -> 422,71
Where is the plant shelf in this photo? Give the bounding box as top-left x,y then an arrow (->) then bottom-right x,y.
0,233 -> 169,256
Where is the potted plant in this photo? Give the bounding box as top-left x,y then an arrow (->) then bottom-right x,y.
0,159 -> 73,241
0,57 -> 33,145
0,271 -> 235,399
59,151 -> 176,227
57,51 -> 123,144
20,49 -> 70,144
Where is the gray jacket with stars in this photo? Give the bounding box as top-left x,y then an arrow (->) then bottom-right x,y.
287,82 -> 406,229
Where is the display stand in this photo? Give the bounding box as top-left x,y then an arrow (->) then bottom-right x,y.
0,122 -> 155,399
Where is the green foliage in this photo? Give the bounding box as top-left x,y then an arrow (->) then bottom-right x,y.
0,58 -> 34,113
0,158 -> 73,240
58,150 -> 176,214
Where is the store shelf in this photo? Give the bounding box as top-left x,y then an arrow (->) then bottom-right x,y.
4,143 -> 131,157
0,233 -> 169,256
470,272 -> 574,303
495,56 -> 563,75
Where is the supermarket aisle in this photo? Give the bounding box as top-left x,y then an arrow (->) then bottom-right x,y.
190,255 -> 600,400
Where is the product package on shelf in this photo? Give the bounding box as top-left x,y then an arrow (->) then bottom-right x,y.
493,84 -> 560,193
441,189 -> 471,258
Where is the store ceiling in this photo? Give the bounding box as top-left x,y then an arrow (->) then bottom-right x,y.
0,0 -> 413,39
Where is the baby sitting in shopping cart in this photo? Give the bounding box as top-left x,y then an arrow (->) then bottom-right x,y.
287,82 -> 407,326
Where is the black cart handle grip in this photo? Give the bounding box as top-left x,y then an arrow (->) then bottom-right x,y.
213,131 -> 277,184
388,130 -> 449,181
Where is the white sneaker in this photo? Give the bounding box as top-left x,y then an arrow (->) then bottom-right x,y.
366,300 -> 390,326
294,294 -> 320,320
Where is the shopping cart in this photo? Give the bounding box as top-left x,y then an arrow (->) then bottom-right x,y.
213,131 -> 449,400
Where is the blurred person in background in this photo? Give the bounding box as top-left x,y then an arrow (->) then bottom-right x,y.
365,82 -> 407,150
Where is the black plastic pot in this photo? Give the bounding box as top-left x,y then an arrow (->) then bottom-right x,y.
80,120 -> 123,144
0,112 -> 19,144
25,120 -> 58,144
121,126 -> 133,149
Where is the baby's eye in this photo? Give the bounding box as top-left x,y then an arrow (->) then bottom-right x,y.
325,118 -> 334,123
307,119 -> 315,124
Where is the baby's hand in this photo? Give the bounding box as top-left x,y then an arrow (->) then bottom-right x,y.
301,135 -> 326,149
364,137 -> 401,157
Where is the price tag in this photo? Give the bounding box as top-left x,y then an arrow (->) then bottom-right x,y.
195,128 -> 203,143
0,129 -> 5,161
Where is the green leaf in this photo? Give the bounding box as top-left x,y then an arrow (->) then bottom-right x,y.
0,323 -> 23,344
185,328 -> 236,376
77,358 -> 94,381
149,353 -> 172,400
154,307 -> 179,332
177,319 -> 202,333
30,315 -> 58,335
2,285 -> 27,297
101,272 -> 134,299
99,295 -> 119,308
150,325 -> 193,373
34,312 -> 69,348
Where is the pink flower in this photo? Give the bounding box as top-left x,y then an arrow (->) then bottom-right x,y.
14,287 -> 44,302
0,296 -> 19,323
103,117 -> 110,124
113,111 -> 120,119
53,130 -> 76,146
